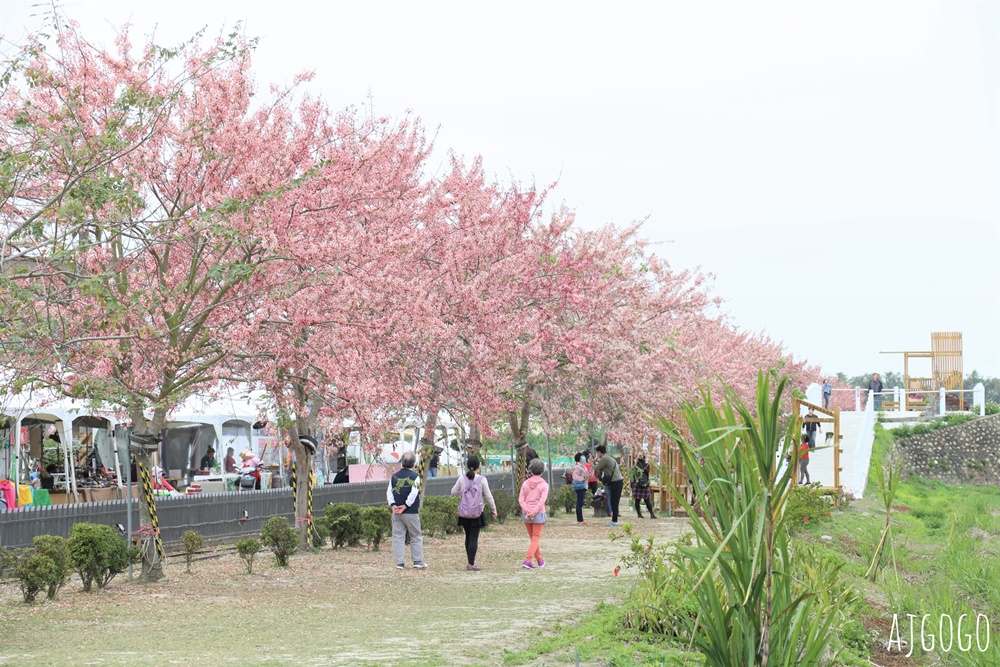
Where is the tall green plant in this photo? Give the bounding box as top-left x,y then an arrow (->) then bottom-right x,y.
865,452 -> 901,581
650,372 -> 838,667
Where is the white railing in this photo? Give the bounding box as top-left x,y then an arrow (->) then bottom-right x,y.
826,383 -> 986,416
852,394 -> 877,498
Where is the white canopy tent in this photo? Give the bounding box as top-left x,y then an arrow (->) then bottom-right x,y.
0,389 -> 123,504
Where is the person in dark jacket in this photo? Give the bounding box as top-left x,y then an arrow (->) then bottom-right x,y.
386,451 -> 427,570
868,373 -> 884,411
630,455 -> 657,519
593,444 -> 624,526
199,447 -> 217,471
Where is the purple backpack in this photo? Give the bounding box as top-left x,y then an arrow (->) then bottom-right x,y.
457,475 -> 484,518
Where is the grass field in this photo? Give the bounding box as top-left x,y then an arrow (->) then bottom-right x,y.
9,425 -> 998,667
0,512 -> 688,667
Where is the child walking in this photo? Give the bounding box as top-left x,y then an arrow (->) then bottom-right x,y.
518,458 -> 549,570
451,455 -> 497,571
798,435 -> 811,485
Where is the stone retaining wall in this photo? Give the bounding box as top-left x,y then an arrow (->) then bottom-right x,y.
898,414 -> 1000,484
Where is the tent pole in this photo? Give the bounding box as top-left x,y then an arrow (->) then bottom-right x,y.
63,421 -> 79,503
111,423 -> 124,489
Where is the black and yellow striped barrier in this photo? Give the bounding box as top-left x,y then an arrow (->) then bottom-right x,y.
135,460 -> 165,563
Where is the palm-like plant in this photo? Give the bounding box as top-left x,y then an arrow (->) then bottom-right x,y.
650,372 -> 837,667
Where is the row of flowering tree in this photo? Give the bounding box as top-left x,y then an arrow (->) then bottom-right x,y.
0,18 -> 819,581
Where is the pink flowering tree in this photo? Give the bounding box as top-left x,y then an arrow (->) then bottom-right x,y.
233,117 -> 433,546
383,157 -> 554,478
0,21 -> 334,580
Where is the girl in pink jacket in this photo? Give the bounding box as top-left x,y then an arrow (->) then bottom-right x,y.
518,458 -> 549,570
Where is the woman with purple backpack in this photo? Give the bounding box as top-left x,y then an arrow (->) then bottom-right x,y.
451,455 -> 497,571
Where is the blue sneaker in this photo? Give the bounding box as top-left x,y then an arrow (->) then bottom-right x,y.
607,521 -> 620,528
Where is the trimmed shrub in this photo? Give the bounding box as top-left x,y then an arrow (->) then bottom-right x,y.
491,489 -> 518,524
324,502 -> 363,549
33,535 -> 71,599
547,483 -> 576,514
420,495 -> 459,538
15,553 -> 60,603
360,505 -> 392,551
260,517 -> 298,567
67,523 -> 136,591
0,546 -> 23,579
182,530 -> 204,573
311,521 -> 329,549
235,538 -> 261,575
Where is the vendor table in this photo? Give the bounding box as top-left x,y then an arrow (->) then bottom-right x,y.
81,487 -> 118,503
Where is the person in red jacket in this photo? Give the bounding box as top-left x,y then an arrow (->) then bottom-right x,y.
798,435 -> 811,485
518,458 -> 549,570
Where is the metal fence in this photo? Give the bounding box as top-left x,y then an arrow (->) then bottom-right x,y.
0,473 -> 517,549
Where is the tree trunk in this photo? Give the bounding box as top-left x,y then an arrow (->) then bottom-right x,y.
285,423 -> 313,550
130,405 -> 166,583
417,406 -> 439,483
509,399 -> 531,489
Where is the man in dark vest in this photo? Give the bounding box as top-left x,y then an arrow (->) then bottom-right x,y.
386,451 -> 427,570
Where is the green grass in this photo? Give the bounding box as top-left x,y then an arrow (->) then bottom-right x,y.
518,421 -> 1000,666
788,423 -> 1000,664
499,602 -> 699,666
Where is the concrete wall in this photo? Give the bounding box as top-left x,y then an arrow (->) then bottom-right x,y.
898,414 -> 1000,485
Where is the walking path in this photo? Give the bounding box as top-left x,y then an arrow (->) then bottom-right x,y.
0,513 -> 688,667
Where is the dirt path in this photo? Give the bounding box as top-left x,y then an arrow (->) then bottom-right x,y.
0,513 -> 688,666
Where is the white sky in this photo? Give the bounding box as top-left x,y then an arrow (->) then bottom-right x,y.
3,0 -> 998,378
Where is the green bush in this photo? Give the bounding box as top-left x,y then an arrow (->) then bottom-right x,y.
616,529 -> 699,637
985,402 -> 999,416
491,489 -> 518,524
33,535 -> 71,599
420,495 -> 459,538
235,537 -> 261,575
311,521 -> 329,549
547,483 -> 576,514
892,414 -> 978,439
0,546 -> 23,580
783,483 -> 833,532
182,530 -> 204,573
323,502 -> 363,549
260,517 -> 298,567
67,523 -> 136,591
360,505 -> 391,551
15,553 -> 60,603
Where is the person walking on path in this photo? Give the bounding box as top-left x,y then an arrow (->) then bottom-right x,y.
519,459 -> 549,570
822,378 -> 832,410
868,373 -> 884,411
571,452 -> 591,524
593,444 -> 624,527
630,454 -> 657,519
798,435 -> 811,485
428,452 -> 440,478
387,451 -> 428,570
803,407 -> 821,449
451,455 -> 497,571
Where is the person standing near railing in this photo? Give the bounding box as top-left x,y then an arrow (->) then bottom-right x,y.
822,378 -> 832,410
803,407 -> 821,449
868,373 -> 884,411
